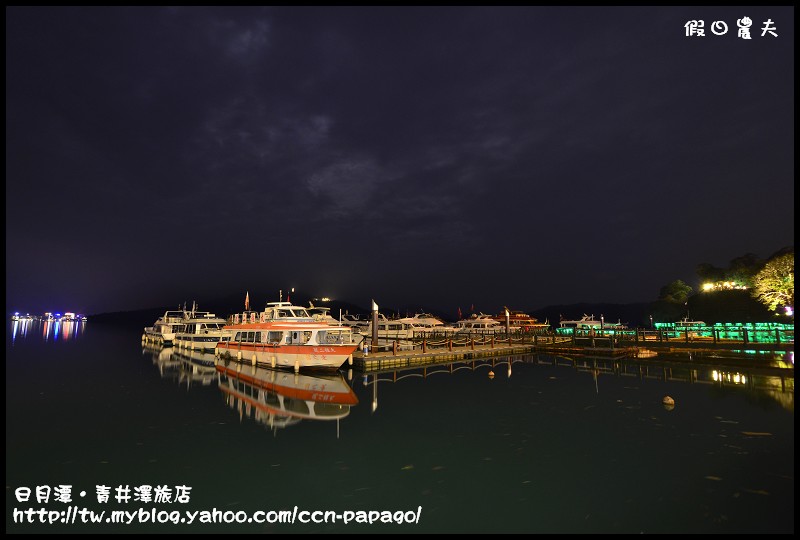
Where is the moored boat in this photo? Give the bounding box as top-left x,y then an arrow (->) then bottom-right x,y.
492,309 -> 550,333
216,319 -> 358,372
143,308 -> 186,345
452,313 -> 503,334
173,303 -> 231,352
559,314 -> 626,332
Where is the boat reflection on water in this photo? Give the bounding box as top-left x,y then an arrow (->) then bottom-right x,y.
142,342 -> 180,379
174,348 -> 218,389
217,361 -> 358,435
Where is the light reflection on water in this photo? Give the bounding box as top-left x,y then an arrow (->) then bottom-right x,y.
6,323 -> 795,533
11,318 -> 87,344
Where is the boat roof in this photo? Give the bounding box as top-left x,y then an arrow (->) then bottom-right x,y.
225,320 -> 350,330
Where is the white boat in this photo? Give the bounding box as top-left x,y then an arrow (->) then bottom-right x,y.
217,363 -> 358,432
306,304 -> 366,345
305,302 -> 339,324
143,309 -> 186,345
672,317 -> 707,338
452,313 -> 503,334
403,312 -> 454,334
173,304 -> 231,352
559,314 -> 626,331
674,317 -> 706,328
216,318 -> 358,371
363,313 -> 444,344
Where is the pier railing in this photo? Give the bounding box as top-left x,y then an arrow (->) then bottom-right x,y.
358,325 -> 794,356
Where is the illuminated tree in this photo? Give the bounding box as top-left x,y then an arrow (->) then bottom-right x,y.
751,253 -> 794,311
658,280 -> 693,304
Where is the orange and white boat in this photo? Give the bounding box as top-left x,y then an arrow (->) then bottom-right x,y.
217,363 -> 358,431
216,318 -> 358,371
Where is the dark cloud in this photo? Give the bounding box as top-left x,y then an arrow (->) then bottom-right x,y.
6,6 -> 793,316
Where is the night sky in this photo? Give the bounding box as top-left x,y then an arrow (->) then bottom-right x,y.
6,6 -> 794,317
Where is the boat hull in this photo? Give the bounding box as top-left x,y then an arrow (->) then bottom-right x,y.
174,332 -> 229,352
144,328 -> 176,345
216,342 -> 356,371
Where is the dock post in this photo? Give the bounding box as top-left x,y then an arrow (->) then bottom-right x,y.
713,329 -> 717,344
776,329 -> 780,344
743,328 -> 748,344
371,299 -> 379,354
492,335 -> 495,348
423,339 -> 427,353
393,340 -> 397,356
448,339 -> 452,351
471,338 -> 474,350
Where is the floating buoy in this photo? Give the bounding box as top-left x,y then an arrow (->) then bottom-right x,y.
663,395 -> 675,410
488,370 -> 495,379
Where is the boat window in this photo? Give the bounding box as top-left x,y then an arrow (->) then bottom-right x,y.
303,331 -> 312,343
268,331 -> 282,343
234,332 -> 242,341
278,310 -> 292,318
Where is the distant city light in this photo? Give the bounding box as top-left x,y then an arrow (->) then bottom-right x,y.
785,306 -> 793,316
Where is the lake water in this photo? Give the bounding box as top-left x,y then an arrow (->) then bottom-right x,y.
6,320 -> 794,533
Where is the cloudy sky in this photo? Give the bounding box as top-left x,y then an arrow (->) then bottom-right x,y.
6,6 -> 794,316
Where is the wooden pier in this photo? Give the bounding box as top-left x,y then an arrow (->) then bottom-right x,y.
353,343 -> 536,371
351,328 -> 794,373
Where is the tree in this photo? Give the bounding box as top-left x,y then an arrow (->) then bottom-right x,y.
696,263 -> 725,283
751,253 -> 794,311
726,253 -> 764,288
658,280 -> 693,304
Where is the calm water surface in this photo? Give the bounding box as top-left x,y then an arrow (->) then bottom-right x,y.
6,321 -> 794,533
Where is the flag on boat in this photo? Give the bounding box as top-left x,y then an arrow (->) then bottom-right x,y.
245,291 -> 250,311
458,307 -> 462,320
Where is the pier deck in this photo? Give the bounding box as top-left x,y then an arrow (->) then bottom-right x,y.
350,330 -> 793,373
